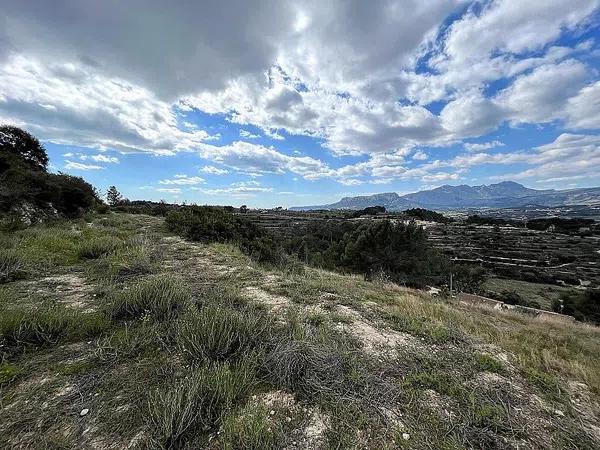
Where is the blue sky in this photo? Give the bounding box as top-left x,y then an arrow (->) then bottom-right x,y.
2,0 -> 600,207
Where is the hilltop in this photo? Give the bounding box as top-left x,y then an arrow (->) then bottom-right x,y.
1,213 -> 599,449
291,181 -> 600,211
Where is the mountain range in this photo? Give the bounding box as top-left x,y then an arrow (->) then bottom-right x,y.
290,181 -> 600,211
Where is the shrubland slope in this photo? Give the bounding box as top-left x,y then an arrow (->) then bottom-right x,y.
1,213 -> 599,449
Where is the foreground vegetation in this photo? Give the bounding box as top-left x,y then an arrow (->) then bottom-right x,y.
1,212 -> 599,449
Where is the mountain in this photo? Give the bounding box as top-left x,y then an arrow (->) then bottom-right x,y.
290,181 -> 600,211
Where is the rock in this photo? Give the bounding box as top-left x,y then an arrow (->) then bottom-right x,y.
402,433 -> 410,440
80,408 -> 89,416
554,409 -> 565,417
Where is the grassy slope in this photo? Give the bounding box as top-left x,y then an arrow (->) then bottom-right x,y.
0,213 -> 598,449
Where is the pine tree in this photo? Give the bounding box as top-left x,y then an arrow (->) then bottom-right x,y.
106,185 -> 123,206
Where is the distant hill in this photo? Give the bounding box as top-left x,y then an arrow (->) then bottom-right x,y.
290,181 -> 600,211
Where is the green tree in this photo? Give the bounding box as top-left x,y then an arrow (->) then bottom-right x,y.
106,186 -> 123,206
0,125 -> 49,170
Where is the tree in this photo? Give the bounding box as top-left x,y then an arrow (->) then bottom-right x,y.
106,186 -> 123,206
0,125 -> 49,170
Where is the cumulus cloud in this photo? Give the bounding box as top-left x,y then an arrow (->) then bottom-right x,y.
0,55 -> 216,155
199,165 -> 229,175
198,141 -> 328,179
1,0 -> 599,190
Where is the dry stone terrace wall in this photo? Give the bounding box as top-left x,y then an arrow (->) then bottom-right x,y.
238,210 -> 600,288
428,223 -> 600,287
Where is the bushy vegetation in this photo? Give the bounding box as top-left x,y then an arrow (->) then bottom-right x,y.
527,217 -> 595,234
0,126 -> 99,221
166,206 -> 479,288
404,207 -> 453,223
0,249 -> 26,283
555,289 -> 600,324
350,205 -> 386,218
466,214 -> 524,227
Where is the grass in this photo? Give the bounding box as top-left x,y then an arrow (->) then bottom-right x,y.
0,303 -> 111,357
0,213 -> 598,449
0,362 -> 22,384
0,249 -> 26,283
475,352 -> 504,373
77,235 -> 121,259
220,404 -> 280,450
106,274 -> 191,321
146,359 -> 257,448
176,305 -> 269,362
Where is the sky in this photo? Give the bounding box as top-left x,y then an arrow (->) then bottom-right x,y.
1,0 -> 600,208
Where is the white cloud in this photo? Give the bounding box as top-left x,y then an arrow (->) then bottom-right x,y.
412,150 -> 428,160
1,0 -> 599,189
159,175 -> 205,185
496,60 -> 589,124
239,129 -> 260,139
199,180 -> 273,195
464,140 -> 504,152
199,165 -> 229,175
0,55 -> 216,155
64,160 -> 104,170
565,80 -> 600,129
83,153 -> 119,163
198,140 -> 328,179
156,188 -> 181,194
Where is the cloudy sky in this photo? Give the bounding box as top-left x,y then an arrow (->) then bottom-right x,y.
1,0 -> 600,207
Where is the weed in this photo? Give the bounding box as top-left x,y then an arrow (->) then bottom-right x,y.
106,275 -> 190,321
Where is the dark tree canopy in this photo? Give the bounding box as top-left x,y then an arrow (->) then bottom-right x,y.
0,125 -> 49,170
106,186 -> 124,206
0,126 -> 98,219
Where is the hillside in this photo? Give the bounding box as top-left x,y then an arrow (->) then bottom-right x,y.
291,181 -> 600,211
1,213 -> 599,449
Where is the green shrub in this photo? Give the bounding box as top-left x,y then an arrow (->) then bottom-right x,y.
77,236 -> 120,260
147,360 -> 256,448
221,404 -> 279,450
176,305 -> 271,362
106,275 -> 190,321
